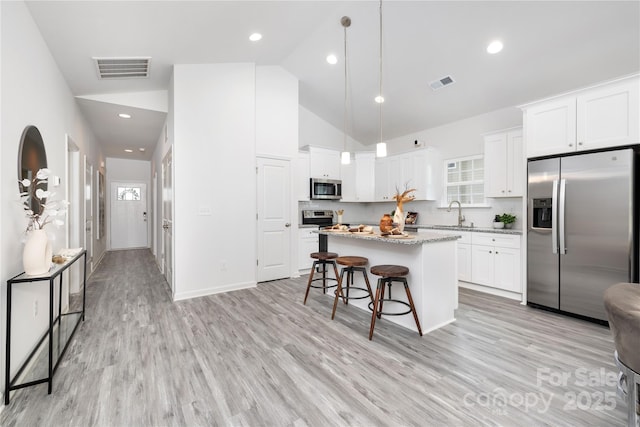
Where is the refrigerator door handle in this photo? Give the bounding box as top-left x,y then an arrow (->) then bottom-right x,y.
552,179 -> 559,254
559,178 -> 567,254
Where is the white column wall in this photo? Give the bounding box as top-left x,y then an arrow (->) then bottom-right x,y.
0,1 -> 105,397
172,64 -> 257,300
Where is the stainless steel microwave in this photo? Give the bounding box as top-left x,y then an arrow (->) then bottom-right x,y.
310,178 -> 342,200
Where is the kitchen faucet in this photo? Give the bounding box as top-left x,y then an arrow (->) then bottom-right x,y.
447,200 -> 465,227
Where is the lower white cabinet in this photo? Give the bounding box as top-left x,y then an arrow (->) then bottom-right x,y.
298,228 -> 319,271
457,242 -> 472,282
471,233 -> 521,293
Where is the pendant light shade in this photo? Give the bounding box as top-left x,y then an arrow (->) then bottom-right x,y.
376,142 -> 387,157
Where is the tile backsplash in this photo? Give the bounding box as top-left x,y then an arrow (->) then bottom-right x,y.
299,198 -> 523,229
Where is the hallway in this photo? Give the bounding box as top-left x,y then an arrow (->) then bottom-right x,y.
0,249 -> 626,426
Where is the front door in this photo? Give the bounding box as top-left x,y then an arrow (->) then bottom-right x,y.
257,157 -> 291,282
110,182 -> 148,249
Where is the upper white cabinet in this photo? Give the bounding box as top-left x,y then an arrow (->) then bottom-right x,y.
484,128 -> 523,198
577,78 -> 639,151
341,152 -> 376,202
374,148 -> 442,201
308,146 -> 341,179
524,75 -> 639,158
374,157 -> 391,201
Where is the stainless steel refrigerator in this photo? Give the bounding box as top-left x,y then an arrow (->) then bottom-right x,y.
527,148 -> 637,321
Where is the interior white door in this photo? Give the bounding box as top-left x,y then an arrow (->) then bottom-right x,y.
110,182 -> 148,249
257,157 -> 291,282
162,150 -> 173,292
84,157 -> 94,272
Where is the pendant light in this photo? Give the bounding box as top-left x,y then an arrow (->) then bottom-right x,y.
376,0 -> 387,158
340,16 -> 352,165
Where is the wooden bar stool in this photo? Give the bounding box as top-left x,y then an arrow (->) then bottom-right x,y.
368,265 -> 423,340
331,256 -> 374,319
303,252 -> 340,305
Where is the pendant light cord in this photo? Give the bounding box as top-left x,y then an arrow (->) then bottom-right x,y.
378,0 -> 383,146
343,21 -> 348,154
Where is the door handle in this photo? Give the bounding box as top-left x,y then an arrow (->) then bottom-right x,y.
559,179 -> 567,254
285,223 -> 291,227
552,179 -> 558,254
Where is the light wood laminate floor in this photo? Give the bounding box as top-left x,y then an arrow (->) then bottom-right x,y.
0,249 -> 627,426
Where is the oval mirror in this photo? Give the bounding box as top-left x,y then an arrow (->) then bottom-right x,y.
18,126 -> 48,214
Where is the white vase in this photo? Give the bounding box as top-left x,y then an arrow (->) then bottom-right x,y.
23,229 -> 52,275
393,207 -> 405,232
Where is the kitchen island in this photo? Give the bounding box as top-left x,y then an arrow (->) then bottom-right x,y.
319,230 -> 459,334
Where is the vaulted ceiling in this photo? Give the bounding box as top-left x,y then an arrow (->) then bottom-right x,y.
25,1 -> 640,160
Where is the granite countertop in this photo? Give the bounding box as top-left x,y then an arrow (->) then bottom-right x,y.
411,224 -> 522,235
317,230 -> 460,245
344,221 -> 522,235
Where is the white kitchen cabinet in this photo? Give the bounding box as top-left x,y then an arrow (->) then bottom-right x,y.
374,157 -> 391,201
524,75 -> 639,158
296,151 -> 310,201
484,128 -> 523,198
354,152 -> 375,201
577,78 -> 639,151
341,152 -> 375,202
340,159 -> 356,201
457,242 -> 472,282
309,146 -> 341,180
374,148 -> 443,201
298,228 -> 319,272
471,233 -> 521,293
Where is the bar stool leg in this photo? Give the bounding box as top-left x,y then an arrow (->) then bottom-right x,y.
331,269 -> 348,320
402,278 -> 423,336
321,261 -> 327,294
303,260 -> 319,305
361,269 -> 374,302
377,279 -> 388,319
369,279 -> 384,340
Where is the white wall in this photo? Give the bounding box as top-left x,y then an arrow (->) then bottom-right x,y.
105,157 -> 151,250
256,66 -> 298,157
172,63 -> 257,300
1,1 -> 105,398
299,105 -> 367,152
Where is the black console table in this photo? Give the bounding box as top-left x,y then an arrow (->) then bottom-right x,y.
4,249 -> 87,404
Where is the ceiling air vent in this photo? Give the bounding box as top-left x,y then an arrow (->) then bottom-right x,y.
93,57 -> 151,79
429,75 -> 455,91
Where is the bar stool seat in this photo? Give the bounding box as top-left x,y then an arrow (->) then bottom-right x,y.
303,252 -> 340,305
368,264 -> 422,340
331,256 -> 373,319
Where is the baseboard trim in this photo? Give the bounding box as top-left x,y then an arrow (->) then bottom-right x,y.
173,281 -> 257,301
458,281 -> 522,301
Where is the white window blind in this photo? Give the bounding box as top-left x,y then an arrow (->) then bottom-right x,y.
445,156 -> 485,205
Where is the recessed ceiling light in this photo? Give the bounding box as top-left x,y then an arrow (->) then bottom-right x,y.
249,33 -> 262,42
375,95 -> 385,104
118,113 -> 131,119
326,54 -> 338,65
487,40 -> 503,54
139,148 -> 145,152
124,149 -> 133,153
